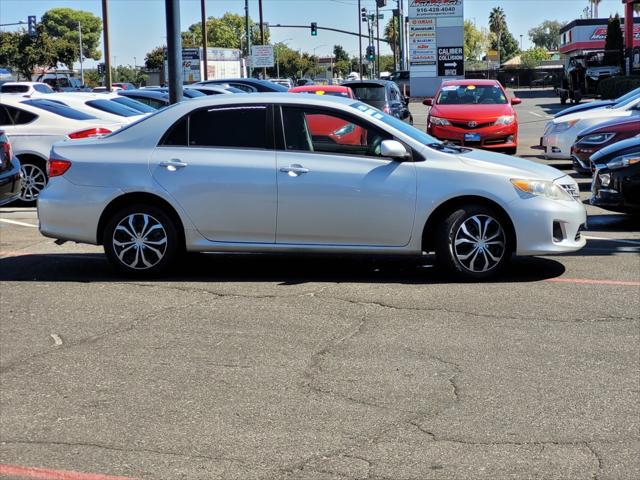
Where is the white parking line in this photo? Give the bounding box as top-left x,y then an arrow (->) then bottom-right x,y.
584,235 -> 640,246
528,111 -> 543,118
0,218 -> 38,228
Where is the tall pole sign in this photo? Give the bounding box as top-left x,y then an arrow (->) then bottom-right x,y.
408,0 -> 464,97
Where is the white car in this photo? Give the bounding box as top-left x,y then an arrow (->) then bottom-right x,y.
49,92 -> 148,124
38,94 -> 586,280
542,94 -> 640,159
0,95 -> 122,204
0,81 -> 54,96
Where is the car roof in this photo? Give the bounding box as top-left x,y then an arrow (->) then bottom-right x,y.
119,90 -> 168,99
342,80 -> 391,87
183,92 -> 357,108
289,85 -> 352,93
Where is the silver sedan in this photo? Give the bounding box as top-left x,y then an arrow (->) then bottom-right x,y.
38,93 -> 586,280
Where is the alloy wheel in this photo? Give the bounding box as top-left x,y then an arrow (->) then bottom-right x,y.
453,214 -> 506,273
19,163 -> 47,202
112,213 -> 168,270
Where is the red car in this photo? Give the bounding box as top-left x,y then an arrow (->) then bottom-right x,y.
289,85 -> 363,145
424,80 -> 521,154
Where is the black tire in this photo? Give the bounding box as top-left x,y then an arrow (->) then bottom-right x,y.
435,204 -> 512,280
103,204 -> 179,277
504,147 -> 517,155
13,157 -> 48,207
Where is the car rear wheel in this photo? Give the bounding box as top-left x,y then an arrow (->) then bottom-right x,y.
103,204 -> 178,277
435,204 -> 511,280
16,158 -> 47,206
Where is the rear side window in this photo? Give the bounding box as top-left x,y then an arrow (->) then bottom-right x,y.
21,99 -> 96,120
1,105 -> 38,125
112,96 -> 156,113
1,85 -> 29,93
189,106 -> 267,149
86,99 -> 141,117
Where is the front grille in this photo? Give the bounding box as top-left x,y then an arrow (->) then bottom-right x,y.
450,120 -> 494,130
560,183 -> 580,200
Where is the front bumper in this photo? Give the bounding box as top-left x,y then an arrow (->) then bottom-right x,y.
590,168 -> 640,213
509,188 -> 587,256
428,123 -> 517,150
571,153 -> 592,175
541,131 -> 574,159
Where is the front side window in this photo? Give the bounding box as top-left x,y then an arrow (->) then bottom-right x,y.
281,106 -> 391,157
189,106 -> 268,149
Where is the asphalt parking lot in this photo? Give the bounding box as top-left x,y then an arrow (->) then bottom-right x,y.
1,89 -> 639,480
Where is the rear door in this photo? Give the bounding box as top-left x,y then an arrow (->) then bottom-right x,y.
150,104 -> 277,243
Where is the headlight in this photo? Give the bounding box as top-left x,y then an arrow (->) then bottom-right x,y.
552,119 -> 579,133
511,179 -> 573,201
430,116 -> 451,126
606,154 -> 640,170
494,115 -> 515,126
579,132 -> 615,145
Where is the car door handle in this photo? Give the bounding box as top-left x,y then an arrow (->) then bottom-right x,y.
280,164 -> 309,176
159,159 -> 188,170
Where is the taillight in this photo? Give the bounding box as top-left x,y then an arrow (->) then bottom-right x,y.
383,105 -> 391,114
47,158 -> 72,177
1,139 -> 11,163
68,127 -> 112,139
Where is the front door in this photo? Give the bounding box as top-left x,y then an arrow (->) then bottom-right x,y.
275,105 -> 417,247
150,105 -> 277,243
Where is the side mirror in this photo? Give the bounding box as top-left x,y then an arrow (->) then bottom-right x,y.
422,98 -> 433,106
511,97 -> 522,105
380,139 -> 408,159
401,109 -> 410,119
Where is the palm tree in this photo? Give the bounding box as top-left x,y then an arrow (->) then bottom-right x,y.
489,7 -> 506,62
384,17 -> 398,55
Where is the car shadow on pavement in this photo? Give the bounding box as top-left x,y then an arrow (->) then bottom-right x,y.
0,252 -> 566,284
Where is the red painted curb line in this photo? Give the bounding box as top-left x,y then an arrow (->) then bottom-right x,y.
0,464 -> 139,480
545,277 -> 640,286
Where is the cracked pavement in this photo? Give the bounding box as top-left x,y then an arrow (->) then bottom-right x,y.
1,92 -> 639,479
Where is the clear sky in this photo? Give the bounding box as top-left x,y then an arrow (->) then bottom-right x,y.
0,0 -> 633,69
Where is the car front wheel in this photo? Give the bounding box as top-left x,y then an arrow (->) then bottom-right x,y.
103,204 -> 179,277
435,205 -> 511,280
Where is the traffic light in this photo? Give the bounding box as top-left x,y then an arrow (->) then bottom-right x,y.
366,45 -> 375,61
97,63 -> 105,75
27,15 -> 37,38
310,22 -> 317,36
361,8 -> 368,22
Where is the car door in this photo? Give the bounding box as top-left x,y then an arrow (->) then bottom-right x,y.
150,104 -> 277,243
275,105 -> 417,247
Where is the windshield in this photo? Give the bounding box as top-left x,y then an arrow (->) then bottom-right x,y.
349,85 -> 386,101
112,96 -> 156,113
86,99 -> 143,117
350,101 -> 439,146
21,99 -> 97,120
437,84 -> 507,105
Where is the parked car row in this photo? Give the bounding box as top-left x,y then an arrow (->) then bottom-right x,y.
541,89 -> 640,215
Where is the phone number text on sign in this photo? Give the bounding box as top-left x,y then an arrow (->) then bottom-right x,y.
410,0 -> 462,18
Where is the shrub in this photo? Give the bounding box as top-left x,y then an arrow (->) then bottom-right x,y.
597,76 -> 640,99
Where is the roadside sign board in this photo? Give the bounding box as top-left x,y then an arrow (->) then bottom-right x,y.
437,46 -> 463,76
409,0 -> 464,96
182,48 -> 201,83
487,49 -> 499,61
206,48 -> 242,79
251,45 -> 274,68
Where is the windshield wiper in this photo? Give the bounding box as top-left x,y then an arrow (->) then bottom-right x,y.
427,142 -> 468,153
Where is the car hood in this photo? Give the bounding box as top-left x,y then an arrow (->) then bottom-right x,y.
430,103 -> 512,121
551,106 -> 631,124
554,100 -> 613,118
457,148 -> 565,181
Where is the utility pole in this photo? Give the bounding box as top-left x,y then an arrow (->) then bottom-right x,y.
358,0 -> 363,78
397,0 -> 404,70
258,0 -> 266,78
245,0 -> 252,77
376,5 -> 381,76
201,0 -> 208,80
165,0 -> 183,104
101,0 -> 112,91
78,21 -> 84,85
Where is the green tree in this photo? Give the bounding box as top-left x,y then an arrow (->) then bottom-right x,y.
520,47 -> 550,68
41,7 -> 102,69
144,46 -> 165,70
528,20 -> 565,51
379,54 -> 395,73
464,20 -> 489,61
488,7 -> 519,63
0,27 -> 58,79
384,16 -> 399,55
604,14 -> 623,67
183,13 -> 269,57
333,45 -> 349,63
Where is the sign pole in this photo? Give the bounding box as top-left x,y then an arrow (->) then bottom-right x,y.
201,0 -> 208,80
245,0 -> 252,77
358,0 -> 363,78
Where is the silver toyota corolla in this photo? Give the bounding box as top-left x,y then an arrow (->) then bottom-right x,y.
38,93 -> 586,280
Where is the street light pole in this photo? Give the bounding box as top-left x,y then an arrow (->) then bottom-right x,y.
165,0 -> 183,104
245,0 -> 252,77
78,21 -> 84,85
358,0 -> 363,78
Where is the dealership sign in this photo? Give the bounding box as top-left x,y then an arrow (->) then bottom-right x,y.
409,0 -> 464,96
590,25 -> 640,40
